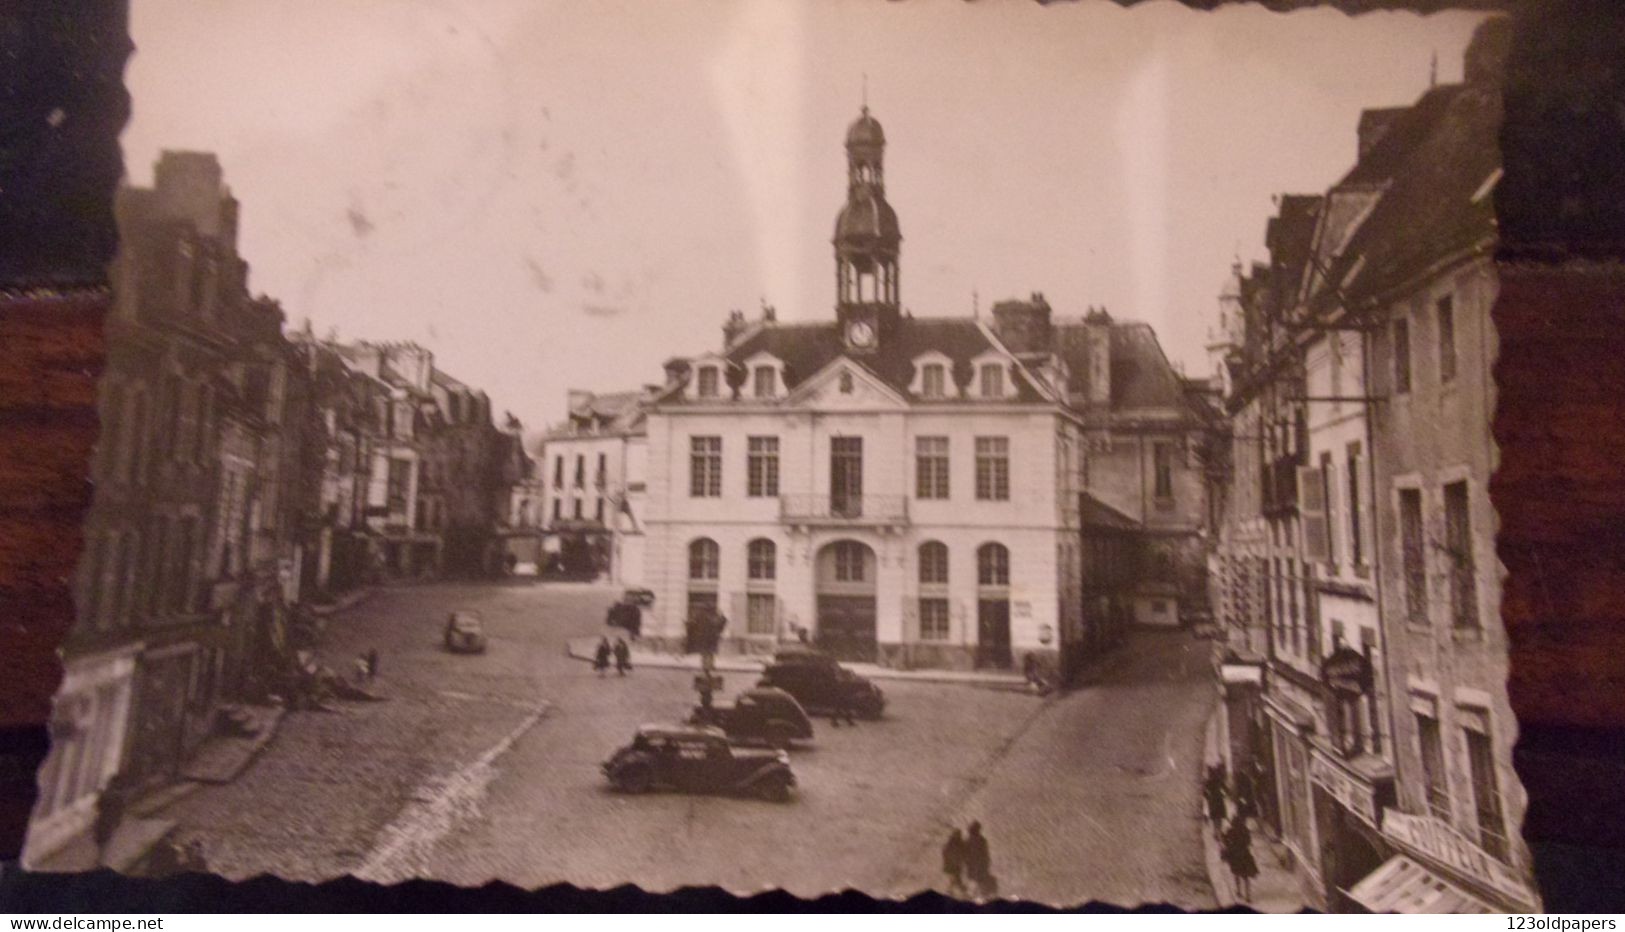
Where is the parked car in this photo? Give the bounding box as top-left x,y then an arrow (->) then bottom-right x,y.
688,687 -> 814,749
624,587 -> 656,607
601,724 -> 796,802
443,611 -> 488,654
758,652 -> 885,720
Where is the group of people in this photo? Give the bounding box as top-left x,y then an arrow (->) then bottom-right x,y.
593,636 -> 634,677
1203,762 -> 1260,902
940,821 -> 998,899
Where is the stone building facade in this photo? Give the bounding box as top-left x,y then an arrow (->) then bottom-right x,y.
1206,18 -> 1538,913
538,388 -> 652,584
636,108 -> 1212,674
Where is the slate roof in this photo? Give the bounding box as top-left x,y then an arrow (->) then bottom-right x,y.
1323,79 -> 1500,306
1051,319 -> 1191,411
719,317 -> 1047,403
1337,86 -> 1467,189
544,388 -> 649,439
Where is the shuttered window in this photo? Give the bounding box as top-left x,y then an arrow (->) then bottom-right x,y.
1299,464 -> 1330,564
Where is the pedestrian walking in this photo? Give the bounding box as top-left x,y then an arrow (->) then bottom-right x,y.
963,821 -> 998,899
92,771 -> 134,868
614,637 -> 633,676
940,827 -> 967,897
827,689 -> 857,728
1203,764 -> 1228,829
1221,816 -> 1259,902
593,637 -> 612,677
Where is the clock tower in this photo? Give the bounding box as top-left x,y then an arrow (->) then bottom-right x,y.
833,105 -> 901,353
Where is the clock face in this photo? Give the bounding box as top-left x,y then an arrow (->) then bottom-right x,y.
847,320 -> 876,348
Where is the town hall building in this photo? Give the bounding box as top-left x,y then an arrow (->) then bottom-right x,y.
637,107 -> 1214,674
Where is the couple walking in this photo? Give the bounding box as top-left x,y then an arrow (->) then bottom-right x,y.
1203,763 -> 1259,902
940,821 -> 997,899
593,636 -> 632,676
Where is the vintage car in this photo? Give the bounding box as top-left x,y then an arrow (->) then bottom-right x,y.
758,652 -> 885,720
443,611 -> 488,654
687,687 -> 814,749
601,724 -> 796,802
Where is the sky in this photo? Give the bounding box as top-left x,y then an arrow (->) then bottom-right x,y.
123,0 -> 1489,430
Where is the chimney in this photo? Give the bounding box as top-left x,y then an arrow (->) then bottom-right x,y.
662,357 -> 690,386
1463,16 -> 1511,88
1356,107 -> 1408,160
1087,317 -> 1112,406
722,309 -> 748,348
991,292 -> 1053,354
153,150 -> 227,237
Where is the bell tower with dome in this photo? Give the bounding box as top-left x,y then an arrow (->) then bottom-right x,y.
833,105 -> 902,353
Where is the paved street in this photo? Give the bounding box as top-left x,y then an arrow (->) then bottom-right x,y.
156,582 -> 1217,906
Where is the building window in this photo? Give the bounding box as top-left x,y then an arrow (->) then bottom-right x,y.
696,366 -> 720,399
387,458 -> 411,512
553,456 -> 564,487
1465,717 -> 1508,859
921,363 -> 947,399
1444,480 -> 1478,629
552,498 -> 562,522
747,538 -> 776,582
1320,452 -> 1338,568
594,498 -> 605,523
1399,488 -> 1427,625
1287,558 -> 1300,652
1347,441 -> 1364,568
919,598 -> 950,641
1416,710 -> 1451,819
690,436 -> 722,497
573,498 -> 583,519
1437,295 -> 1457,383
1153,442 -> 1175,501
977,542 -> 1010,587
747,436 -> 779,498
979,363 -> 1005,399
1393,317 -> 1412,394
915,436 -> 949,499
596,453 -> 607,488
688,538 -> 719,581
753,366 -> 776,398
919,541 -> 949,586
975,437 -> 1010,501
833,541 -> 866,582
746,593 -> 776,635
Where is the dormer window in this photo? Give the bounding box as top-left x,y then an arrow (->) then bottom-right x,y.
921,364 -> 946,399
753,365 -> 777,399
696,366 -> 721,399
979,363 -> 1006,399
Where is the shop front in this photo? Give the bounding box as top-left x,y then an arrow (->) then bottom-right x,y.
1345,809 -> 1541,913
1308,745 -> 1395,910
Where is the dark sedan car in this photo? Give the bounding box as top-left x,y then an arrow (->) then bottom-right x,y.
601,724 -> 796,802
688,687 -> 814,749
443,611 -> 488,653
758,652 -> 885,720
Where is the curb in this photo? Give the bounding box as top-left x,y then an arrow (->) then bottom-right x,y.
309,587 -> 374,618
563,638 -> 1030,688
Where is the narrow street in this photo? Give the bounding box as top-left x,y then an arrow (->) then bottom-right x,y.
156,582 -> 1216,906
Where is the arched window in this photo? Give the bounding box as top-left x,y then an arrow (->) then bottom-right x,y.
688,538 -> 719,581
977,542 -> 1010,587
747,538 -> 776,582
746,538 -> 777,636
919,541 -> 949,586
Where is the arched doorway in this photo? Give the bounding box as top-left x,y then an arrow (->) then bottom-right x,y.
815,539 -> 877,662
976,542 -> 1013,669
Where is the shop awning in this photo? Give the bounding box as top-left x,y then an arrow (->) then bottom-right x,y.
1346,856 -> 1494,913
1219,663 -> 1263,685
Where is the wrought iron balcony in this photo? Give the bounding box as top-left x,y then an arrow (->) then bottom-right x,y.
780,494 -> 909,527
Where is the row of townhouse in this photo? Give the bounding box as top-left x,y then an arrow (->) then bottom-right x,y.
1205,17 -> 1540,913
544,105 -> 1219,679
25,152 -> 527,867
